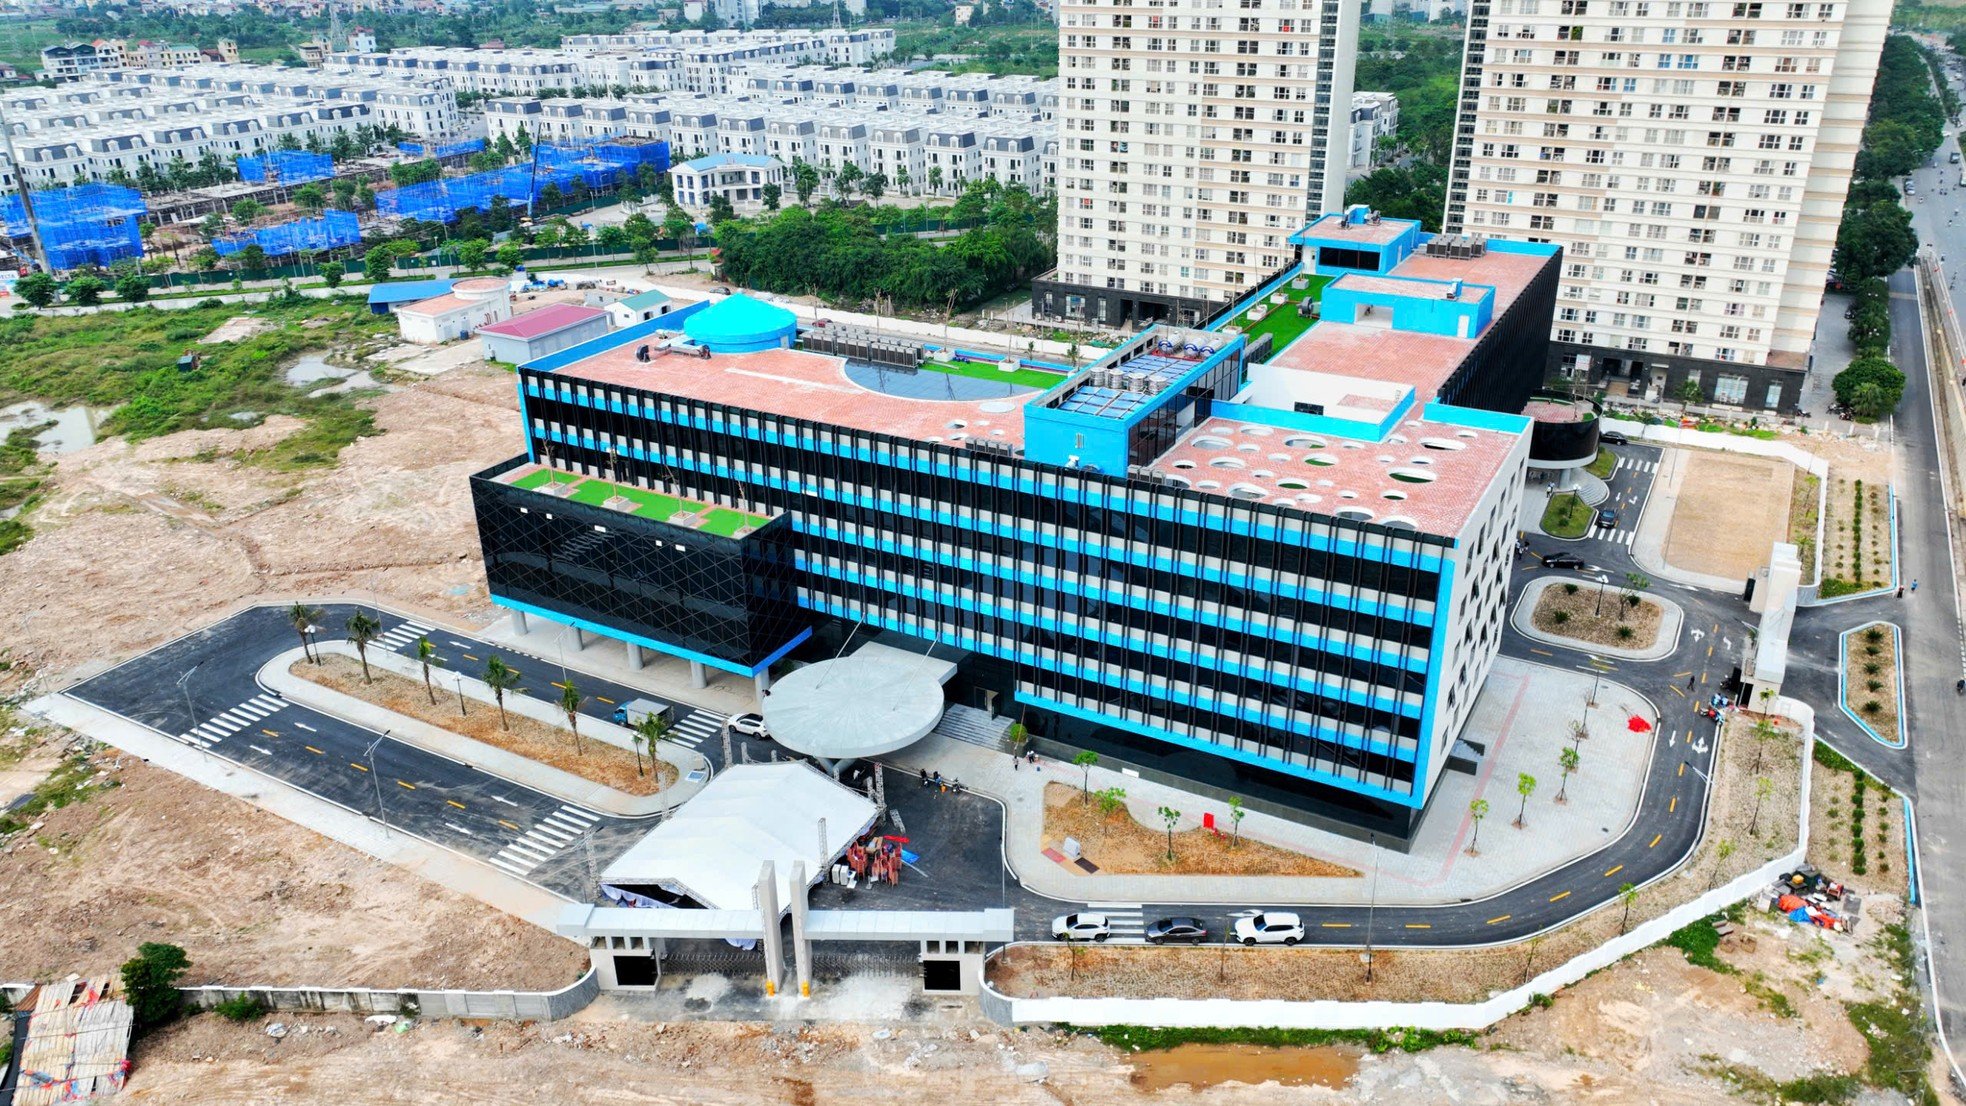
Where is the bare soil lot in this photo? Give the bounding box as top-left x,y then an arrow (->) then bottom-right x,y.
0,727 -> 587,990
1663,450 -> 1793,579
293,654 -> 677,794
1041,782 -> 1357,878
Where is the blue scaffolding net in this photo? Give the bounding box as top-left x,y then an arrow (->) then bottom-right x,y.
235,150 -> 333,185
534,138 -> 670,190
397,138 -> 487,160
0,183 -> 145,270
375,161 -> 601,223
214,209 -> 361,258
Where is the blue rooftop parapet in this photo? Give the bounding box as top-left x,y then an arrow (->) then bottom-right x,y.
1321,272 -> 1496,341
1024,326 -> 1244,475
1290,206 -> 1424,276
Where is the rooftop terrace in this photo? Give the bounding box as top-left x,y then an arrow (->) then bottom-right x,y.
499,463 -> 774,538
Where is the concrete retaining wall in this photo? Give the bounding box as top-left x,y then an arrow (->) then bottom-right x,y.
1600,417 -> 1830,480
180,968 -> 599,1021
977,702 -> 1815,1031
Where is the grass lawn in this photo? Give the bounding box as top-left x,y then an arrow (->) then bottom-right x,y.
1542,491 -> 1592,538
1586,447 -> 1616,479
1220,273 -> 1333,354
919,358 -> 1069,391
512,468 -> 770,538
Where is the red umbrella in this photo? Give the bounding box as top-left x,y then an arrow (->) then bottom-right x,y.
1628,715 -> 1653,733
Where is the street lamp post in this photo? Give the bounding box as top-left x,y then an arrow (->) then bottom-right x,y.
175,663 -> 210,762
365,731 -> 391,836
1365,831 -> 1380,983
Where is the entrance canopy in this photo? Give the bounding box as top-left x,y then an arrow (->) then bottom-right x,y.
600,762 -> 877,912
763,642 -> 954,762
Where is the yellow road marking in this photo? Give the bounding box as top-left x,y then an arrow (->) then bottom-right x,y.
1486,914 -> 1511,925
597,696 -> 616,705
1320,922 -> 1353,929
397,779 -> 417,790
498,819 -> 521,831
551,680 -> 570,690
1404,923 -> 1432,929
1701,672 -> 1708,684
1671,671 -> 1693,679
1678,762 -> 1686,777
350,762 -> 369,772
1648,833 -> 1663,847
1530,647 -> 1553,656
1549,891 -> 1571,903
260,728 -> 280,737
1669,795 -> 1678,813
1604,864 -> 1624,877
305,745 -> 325,755
1707,643 -> 1715,658
463,653 -> 478,661
447,800 -> 467,810
1671,685 -> 1686,698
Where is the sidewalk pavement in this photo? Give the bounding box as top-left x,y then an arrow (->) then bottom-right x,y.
1630,446 -> 1747,593
882,657 -> 1659,908
25,692 -> 578,933
477,613 -> 763,721
265,641 -> 707,817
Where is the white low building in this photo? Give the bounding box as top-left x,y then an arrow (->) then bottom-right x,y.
396,277 -> 513,345
1349,92 -> 1401,171
670,153 -> 785,215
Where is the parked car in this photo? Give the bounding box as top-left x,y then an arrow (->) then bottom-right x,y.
1230,911 -> 1305,946
729,712 -> 771,739
1541,552 -> 1587,570
1595,508 -> 1620,529
1052,913 -> 1112,942
1599,429 -> 1629,445
1145,917 -> 1209,945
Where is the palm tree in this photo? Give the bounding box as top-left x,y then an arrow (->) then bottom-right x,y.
345,611 -> 381,684
483,655 -> 519,730
1514,773 -> 1537,828
559,679 -> 586,755
415,637 -> 440,705
1467,798 -> 1489,856
632,712 -> 670,778
1617,882 -> 1639,933
287,603 -> 322,663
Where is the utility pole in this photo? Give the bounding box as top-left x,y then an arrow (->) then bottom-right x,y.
1365,832 -> 1380,983
0,98 -> 50,274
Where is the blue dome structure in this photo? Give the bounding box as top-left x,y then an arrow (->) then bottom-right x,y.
683,293 -> 798,354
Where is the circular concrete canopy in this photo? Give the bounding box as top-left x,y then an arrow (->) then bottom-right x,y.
763,655 -> 945,761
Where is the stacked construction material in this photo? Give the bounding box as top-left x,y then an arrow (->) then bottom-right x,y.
13,976 -> 135,1106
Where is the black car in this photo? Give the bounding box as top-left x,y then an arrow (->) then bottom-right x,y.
1599,430 -> 1629,445
1596,508 -> 1620,529
1541,552 -> 1587,570
1145,917 -> 1209,945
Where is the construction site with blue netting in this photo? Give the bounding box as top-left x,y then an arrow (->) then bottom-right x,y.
235,150 -> 333,185
375,139 -> 668,224
1,184 -> 145,270
214,210 -> 361,258
397,138 -> 487,160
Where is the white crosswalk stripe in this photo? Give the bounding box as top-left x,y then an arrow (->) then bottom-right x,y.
491,804 -> 602,875
1089,902 -> 1147,939
665,711 -> 726,748
375,621 -> 434,651
179,693 -> 283,749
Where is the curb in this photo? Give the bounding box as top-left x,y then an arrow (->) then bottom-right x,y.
1834,620 -> 1909,750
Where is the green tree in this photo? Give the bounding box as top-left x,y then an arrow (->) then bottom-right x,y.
1557,745 -> 1580,803
1514,772 -> 1537,828
632,711 -> 670,778
495,241 -> 523,269
483,655 -> 519,730
115,273 -> 149,303
661,207 -> 691,246
233,244 -> 268,274
863,171 -> 887,202
1157,804 -> 1181,862
292,183 -> 327,213
559,678 -> 586,755
415,637 -> 440,705
1674,377 -> 1703,411
14,271 -> 56,307
1071,749 -> 1098,801
706,192 -> 736,225
120,942 -> 190,1034
63,275 -> 105,306
287,602 -> 322,663
1618,882 -> 1639,934
345,610 -> 381,683
457,238 -> 491,270
761,182 -> 782,211
1710,839 -> 1736,890
596,224 -> 631,253
1227,795 -> 1245,848
1749,776 -> 1774,836
1094,786 -> 1127,820
231,197 -> 267,223
1833,354 -> 1907,421
1833,196 -> 1917,284
190,246 -> 221,272
791,159 -> 820,205
364,248 -> 394,282
319,260 -> 344,288
1467,798 -> 1489,856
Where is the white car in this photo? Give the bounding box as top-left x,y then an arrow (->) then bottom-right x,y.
1231,911 -> 1305,946
729,712 -> 771,739
1051,913 -> 1112,942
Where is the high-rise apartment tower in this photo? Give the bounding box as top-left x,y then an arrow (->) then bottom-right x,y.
1033,0 -> 1359,327
1444,0 -> 1890,411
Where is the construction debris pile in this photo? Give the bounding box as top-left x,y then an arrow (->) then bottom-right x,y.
1762,864 -> 1858,933
10,976 -> 135,1105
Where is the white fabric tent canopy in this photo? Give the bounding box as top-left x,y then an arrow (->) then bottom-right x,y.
600,762 -> 879,912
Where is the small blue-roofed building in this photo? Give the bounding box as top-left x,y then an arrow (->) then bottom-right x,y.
1291,205 -> 1425,276
682,293 -> 798,354
670,153 -> 787,217
368,278 -> 456,315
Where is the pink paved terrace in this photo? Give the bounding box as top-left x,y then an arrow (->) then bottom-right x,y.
555,345 -> 1039,448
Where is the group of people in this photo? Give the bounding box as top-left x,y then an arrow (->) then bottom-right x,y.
919,768 -> 966,794
845,836 -> 904,887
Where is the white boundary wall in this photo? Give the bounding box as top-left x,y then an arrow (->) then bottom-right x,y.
179,968 -> 599,1021
978,701 -> 1815,1031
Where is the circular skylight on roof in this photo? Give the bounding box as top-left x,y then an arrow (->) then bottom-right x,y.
1284,436 -> 1328,449
1390,469 -> 1437,483
1278,479 -> 1310,490
1305,454 -> 1336,466
1420,438 -> 1468,451
1193,435 -> 1233,449
1228,483 -> 1266,500
1239,425 -> 1273,436
1210,457 -> 1245,469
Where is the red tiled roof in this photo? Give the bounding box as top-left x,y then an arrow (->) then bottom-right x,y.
477,303 -> 606,340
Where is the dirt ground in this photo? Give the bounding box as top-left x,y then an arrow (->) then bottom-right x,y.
0,726 -> 588,990
1530,583 -> 1664,649
1663,451 -> 1793,579
293,655 -> 677,795
1041,782 -> 1357,878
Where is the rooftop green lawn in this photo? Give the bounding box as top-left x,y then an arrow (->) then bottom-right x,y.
512,469 -> 771,538
919,357 -> 1069,391
1222,273 -> 1333,355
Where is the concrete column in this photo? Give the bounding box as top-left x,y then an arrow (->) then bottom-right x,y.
755,861 -> 783,998
626,643 -> 645,671
690,660 -> 708,689
754,668 -> 772,697
569,627 -> 586,652
788,860 -> 812,999
511,609 -> 529,635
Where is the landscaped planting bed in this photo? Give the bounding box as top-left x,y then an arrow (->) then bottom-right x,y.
1788,468 -> 1821,586
1040,782 -> 1358,878
1541,491 -> 1592,538
1818,477 -> 1891,597
1841,622 -> 1900,743
1531,581 -> 1663,650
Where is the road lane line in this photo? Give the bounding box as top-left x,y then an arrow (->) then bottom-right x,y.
305,745 -> 325,755
1605,864 -> 1623,877
1678,762 -> 1686,777
551,681 -> 570,690
1671,686 -> 1686,698
447,799 -> 467,810
294,722 -> 315,733
1549,890 -> 1571,903
491,795 -> 519,807
597,696 -> 616,705
1649,833 -> 1663,847
1669,795 -> 1678,813
443,822 -> 475,837
249,745 -> 273,756
1530,647 -> 1553,657
350,762 -> 369,772
1404,923 -> 1432,929
261,728 -> 280,737
1486,914 -> 1511,925
498,819 -> 521,831
1320,922 -> 1353,929
397,779 -> 417,790
463,653 -> 479,661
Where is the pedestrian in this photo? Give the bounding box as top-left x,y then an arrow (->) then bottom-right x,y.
1899,585 -> 1906,599
1687,673 -> 1696,689
919,767 -> 930,789
1012,748 -> 1021,771
932,770 -> 942,790
1912,579 -> 1920,592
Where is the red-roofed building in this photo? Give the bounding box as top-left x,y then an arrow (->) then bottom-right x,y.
477,303 -> 612,364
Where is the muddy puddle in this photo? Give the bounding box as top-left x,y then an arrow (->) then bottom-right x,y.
1126,1042 -> 1361,1092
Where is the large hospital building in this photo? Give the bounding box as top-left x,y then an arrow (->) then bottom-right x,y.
470,208 -> 1563,842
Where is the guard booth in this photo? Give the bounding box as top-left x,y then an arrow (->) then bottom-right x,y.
919,938 -> 990,994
